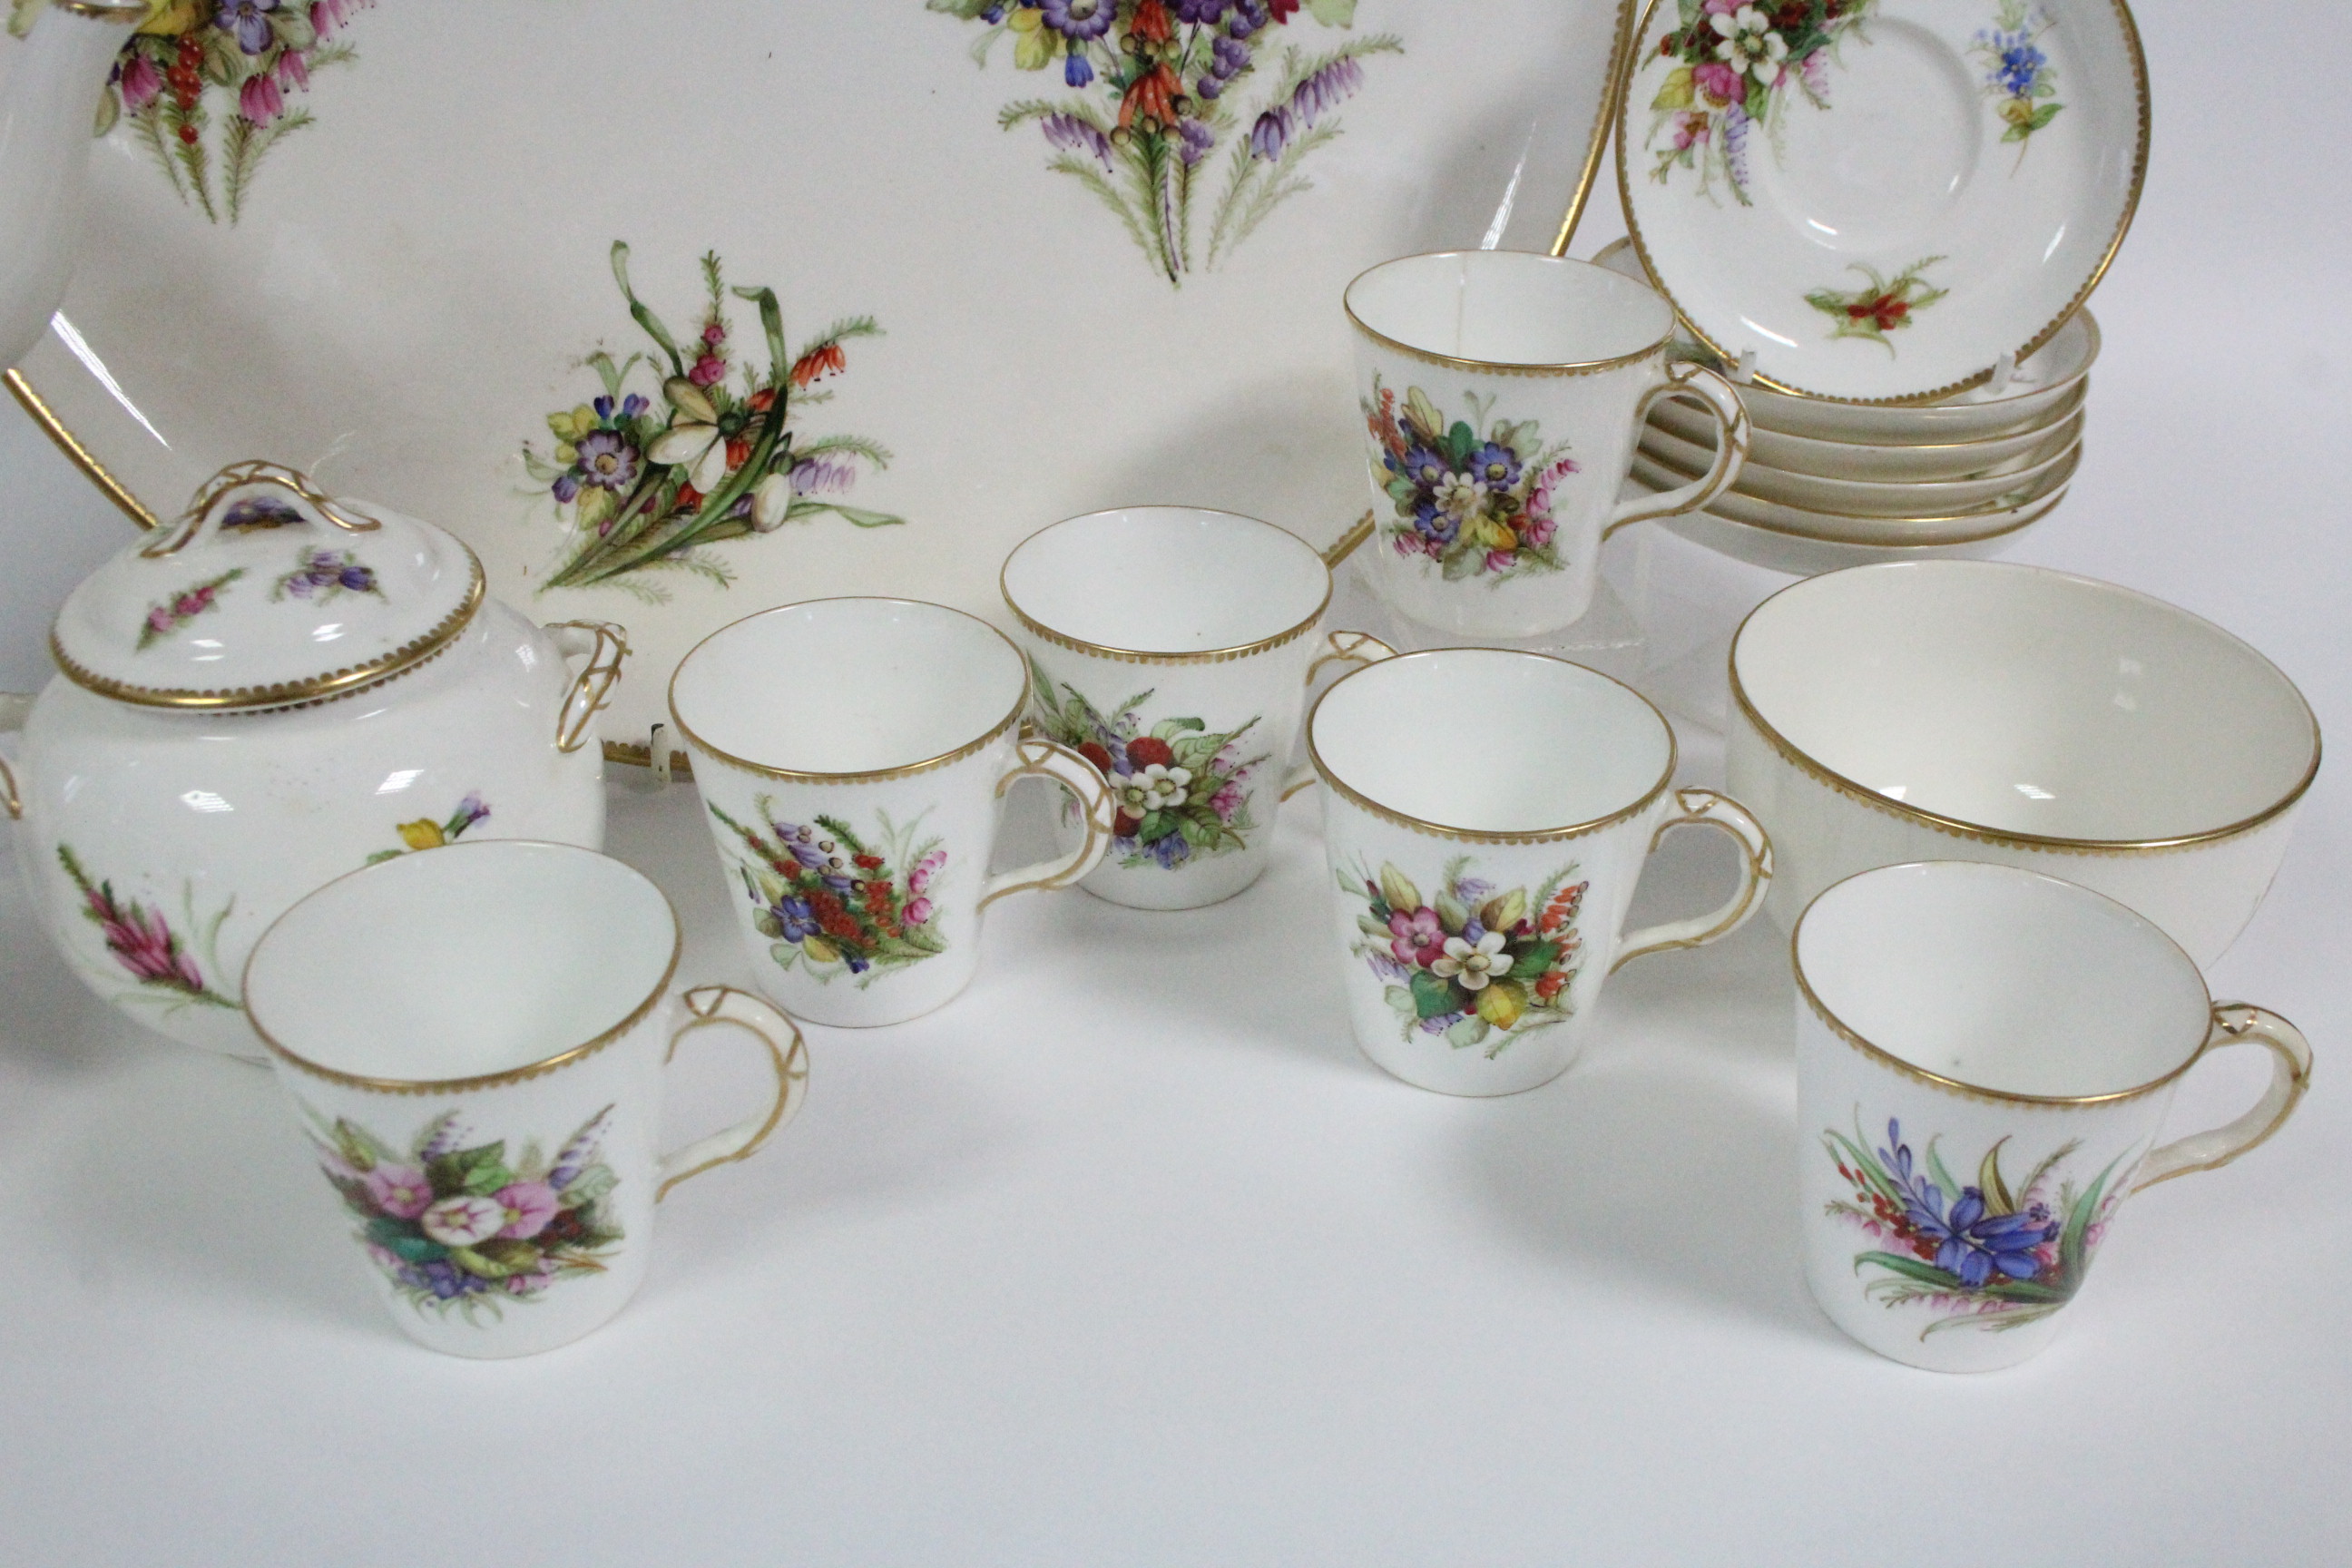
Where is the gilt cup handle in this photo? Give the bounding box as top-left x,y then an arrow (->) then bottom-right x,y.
657,985 -> 809,1200
1604,363 -> 1750,538
1281,632 -> 1398,801
544,621 -> 631,754
2131,1004 -> 2313,1192
978,732 -> 1116,909
1610,788 -> 1775,972
0,691 -> 30,820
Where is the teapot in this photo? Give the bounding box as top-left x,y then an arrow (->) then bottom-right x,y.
0,462 -> 630,1059
1,0 -> 146,369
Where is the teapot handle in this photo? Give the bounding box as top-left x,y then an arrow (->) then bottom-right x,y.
544,622 -> 631,754
0,691 -> 29,821
140,461 -> 381,559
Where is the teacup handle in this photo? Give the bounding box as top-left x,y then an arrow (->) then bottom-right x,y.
1602,362 -> 1750,538
544,620 -> 632,754
0,689 -> 29,820
2131,1004 -> 2313,1191
1279,631 -> 1399,801
978,733 -> 1117,909
1610,787 -> 1775,972
657,985 -> 810,1200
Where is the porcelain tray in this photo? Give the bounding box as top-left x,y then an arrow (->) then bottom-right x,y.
3,0 -> 1634,753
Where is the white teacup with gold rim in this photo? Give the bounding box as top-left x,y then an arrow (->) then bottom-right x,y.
1002,505 -> 1395,912
1306,650 -> 1774,1096
245,840 -> 808,1359
1344,250 -> 1749,640
1796,861 -> 2311,1374
671,598 -> 1114,1028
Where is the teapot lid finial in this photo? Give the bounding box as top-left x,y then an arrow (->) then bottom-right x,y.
50,461 -> 483,710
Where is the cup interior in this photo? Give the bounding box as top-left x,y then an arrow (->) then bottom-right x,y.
247,842 -> 676,1083
1346,251 -> 1671,368
1797,862 -> 2210,1099
1003,507 -> 1328,654
1735,562 -> 2318,843
1311,651 -> 1671,832
673,599 -> 1025,774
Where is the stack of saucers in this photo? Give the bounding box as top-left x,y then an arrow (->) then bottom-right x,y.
1596,239 -> 2095,575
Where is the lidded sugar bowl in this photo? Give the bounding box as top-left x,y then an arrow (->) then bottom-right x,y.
0,462 -> 630,1059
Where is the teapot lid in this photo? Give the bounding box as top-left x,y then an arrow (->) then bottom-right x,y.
50,462 -> 484,710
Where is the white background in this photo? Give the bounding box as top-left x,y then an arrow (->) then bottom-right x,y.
3,5 -> 2348,1563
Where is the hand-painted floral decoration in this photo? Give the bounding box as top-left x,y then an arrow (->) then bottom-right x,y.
367,790 -> 489,864
136,567 -> 243,650
1028,660 -> 1268,869
219,495 -> 309,532
307,1104 -> 624,1321
709,802 -> 947,986
1824,1116 -> 2133,1338
522,244 -> 901,602
1363,376 -> 1577,583
1805,255 -> 1947,350
932,0 -> 1401,285
55,843 -> 240,1012
1971,0 -> 2060,164
270,545 -> 382,603
5,0 -> 374,225
1341,855 -> 1587,1057
1644,0 -> 1876,205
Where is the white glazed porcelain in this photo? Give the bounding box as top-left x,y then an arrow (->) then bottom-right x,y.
1658,500 -> 2038,575
0,0 -> 142,366
1796,861 -> 2310,1373
247,840 -> 808,1359
1002,506 -> 1393,911
1631,445 -> 2074,545
1728,562 -> 2323,965
1650,396 -> 2083,485
671,598 -> 1113,1028
0,464 -> 626,1060
2,0 -> 1636,749
1345,250 -> 1749,638
1592,237 -> 2099,442
1307,649 -> 1772,1095
1641,413 -> 2079,515
1618,0 -> 2147,402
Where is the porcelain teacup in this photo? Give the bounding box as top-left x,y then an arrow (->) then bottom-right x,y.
671,598 -> 1113,1028
1344,250 -> 1749,640
245,840 -> 808,1359
1307,650 -> 1773,1096
1002,505 -> 1394,911
1795,860 -> 2311,1373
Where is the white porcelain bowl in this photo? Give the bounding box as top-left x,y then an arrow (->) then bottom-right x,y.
1724,562 -> 2321,965
1641,418 -> 2081,517
1630,447 -> 2076,546
1649,395 -> 2085,484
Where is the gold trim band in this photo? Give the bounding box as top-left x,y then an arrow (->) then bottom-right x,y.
999,507 -> 1334,668
1342,251 -> 1675,379
51,544 -> 486,710
5,369 -> 159,530
1615,0 -> 2151,407
1307,650 -> 1678,845
248,841 -> 685,1097
1791,862 -> 2212,1109
1727,566 -> 2323,857
1550,0 -> 1641,258
670,597 -> 1028,785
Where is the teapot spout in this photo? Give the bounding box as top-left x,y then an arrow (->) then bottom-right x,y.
0,0 -> 147,369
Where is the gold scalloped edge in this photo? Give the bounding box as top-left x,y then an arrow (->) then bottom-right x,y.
53,545 -> 485,710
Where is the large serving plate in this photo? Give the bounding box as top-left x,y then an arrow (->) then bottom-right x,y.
4,0 -> 1634,753
1616,0 -> 2146,402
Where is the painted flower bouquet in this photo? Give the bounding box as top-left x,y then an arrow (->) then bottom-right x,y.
934,0 -> 1400,285
1363,376 -> 1578,583
523,243 -> 900,601
309,1105 -> 624,1320
368,790 -> 490,864
1644,0 -> 1875,204
1030,664 -> 1267,869
1342,856 -> 1588,1057
1805,255 -> 1948,350
709,802 -> 948,985
1972,0 -> 2062,162
5,0 -> 375,225
55,843 -> 240,1013
1823,1117 -> 2132,1338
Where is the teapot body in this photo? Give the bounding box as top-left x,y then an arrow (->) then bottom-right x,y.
14,599 -> 607,1058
